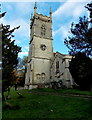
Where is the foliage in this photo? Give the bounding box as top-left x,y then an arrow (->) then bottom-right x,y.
21,56 -> 28,67
85,1 -> 92,20
1,13 -> 21,99
0,12 -> 6,18
49,80 -> 64,89
69,52 -> 92,90
17,56 -> 28,69
14,56 -> 28,86
64,2 -> 92,56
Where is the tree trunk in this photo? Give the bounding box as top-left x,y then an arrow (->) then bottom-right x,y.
6,86 -> 11,99
2,92 -> 5,101
90,84 -> 92,91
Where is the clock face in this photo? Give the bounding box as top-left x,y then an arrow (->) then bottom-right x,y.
40,44 -> 46,51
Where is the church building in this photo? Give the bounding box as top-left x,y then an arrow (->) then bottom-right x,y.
25,3 -> 74,89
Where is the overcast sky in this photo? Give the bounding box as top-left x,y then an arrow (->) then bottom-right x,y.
1,0 -> 91,58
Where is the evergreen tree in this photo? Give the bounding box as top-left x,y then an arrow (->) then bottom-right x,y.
1,13 -> 21,100
85,2 -> 92,21
0,12 -> 6,18
69,52 -> 92,90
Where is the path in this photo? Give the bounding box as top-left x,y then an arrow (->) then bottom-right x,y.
30,91 -> 92,100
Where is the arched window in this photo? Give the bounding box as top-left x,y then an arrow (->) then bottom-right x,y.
36,74 -> 41,80
56,61 -> 59,74
56,61 -> 59,69
41,24 -> 46,36
41,73 -> 45,81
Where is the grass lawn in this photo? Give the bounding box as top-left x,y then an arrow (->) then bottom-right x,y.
2,88 -> 92,120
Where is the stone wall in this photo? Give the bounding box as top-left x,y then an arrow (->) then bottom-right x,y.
51,52 -> 74,88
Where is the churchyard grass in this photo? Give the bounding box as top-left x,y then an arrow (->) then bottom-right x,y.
2,88 -> 92,119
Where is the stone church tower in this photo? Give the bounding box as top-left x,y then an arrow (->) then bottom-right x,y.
25,3 -> 54,88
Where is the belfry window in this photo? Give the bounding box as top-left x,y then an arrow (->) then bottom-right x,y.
41,24 -> 46,36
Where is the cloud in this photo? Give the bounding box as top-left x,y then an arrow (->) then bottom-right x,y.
1,3 -> 31,58
2,1 -> 91,59
18,46 -> 29,58
14,19 -> 30,39
3,3 -> 13,11
18,51 -> 28,58
61,26 -> 70,39
53,17 -> 73,38
53,25 -> 70,41
53,26 -> 62,36
52,0 -> 90,42
15,39 -> 21,44
19,51 -> 28,55
24,46 -> 29,50
52,1 -> 87,19
1,17 -> 30,39
15,2 -> 34,15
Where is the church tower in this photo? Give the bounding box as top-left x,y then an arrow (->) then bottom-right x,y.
25,3 -> 53,88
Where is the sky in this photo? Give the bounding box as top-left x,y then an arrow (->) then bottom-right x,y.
1,0 -> 92,58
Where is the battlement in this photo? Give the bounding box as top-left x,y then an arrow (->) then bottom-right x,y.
34,13 -> 52,22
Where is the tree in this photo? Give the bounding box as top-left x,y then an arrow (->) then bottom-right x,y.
64,2 -> 92,90
1,13 -> 21,100
69,52 -> 92,90
14,56 -> 28,86
21,56 -> 28,68
85,2 -> 92,21
0,12 -> 6,18
18,56 -> 28,86
17,56 -> 28,70
64,2 -> 92,57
